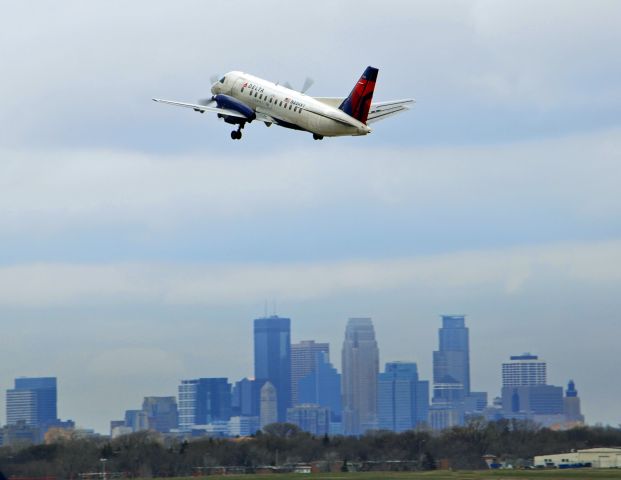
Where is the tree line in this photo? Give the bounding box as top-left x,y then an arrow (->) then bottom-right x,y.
1,420 -> 620,478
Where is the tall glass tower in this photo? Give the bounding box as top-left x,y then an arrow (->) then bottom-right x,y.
254,315 -> 291,422
178,378 -> 231,430
432,315 -> 470,395
6,377 -> 58,428
378,362 -> 429,432
291,340 -> 329,406
298,351 -> 342,422
341,317 -> 379,435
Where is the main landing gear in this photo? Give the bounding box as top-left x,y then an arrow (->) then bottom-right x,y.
313,133 -> 324,140
230,123 -> 244,140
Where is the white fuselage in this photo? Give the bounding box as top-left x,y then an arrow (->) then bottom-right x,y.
211,71 -> 371,137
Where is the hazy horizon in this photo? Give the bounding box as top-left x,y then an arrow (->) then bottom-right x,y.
1,0 -> 620,433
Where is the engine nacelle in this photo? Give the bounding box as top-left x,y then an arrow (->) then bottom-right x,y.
213,94 -> 256,122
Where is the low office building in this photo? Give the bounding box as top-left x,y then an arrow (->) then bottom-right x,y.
287,404 -> 330,436
228,416 -> 260,436
534,448 -> 621,468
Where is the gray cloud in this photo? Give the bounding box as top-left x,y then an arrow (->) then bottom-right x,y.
1,127 -> 620,237
0,240 -> 620,307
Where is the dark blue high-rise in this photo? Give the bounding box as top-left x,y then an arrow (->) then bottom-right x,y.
178,378 -> 231,430
6,377 -> 58,428
298,351 -> 342,422
378,362 -> 429,432
433,315 -> 470,395
254,315 -> 291,422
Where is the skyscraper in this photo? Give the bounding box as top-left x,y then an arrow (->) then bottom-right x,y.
563,380 -> 585,423
254,315 -> 291,422
298,351 -> 342,421
178,378 -> 231,431
499,354 -> 563,419
430,315 -> 471,430
502,354 -> 547,387
341,317 -> 379,435
432,315 -> 470,394
142,396 -> 178,433
6,377 -> 58,429
377,362 -> 429,432
291,340 -> 329,406
260,381 -> 278,429
232,377 -> 260,417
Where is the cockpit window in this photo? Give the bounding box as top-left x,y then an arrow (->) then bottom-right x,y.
219,76 -> 226,84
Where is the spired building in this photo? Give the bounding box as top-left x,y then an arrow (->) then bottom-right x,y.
341,317 -> 379,435
254,315 -> 291,422
6,377 -> 58,429
291,340 -> 329,406
378,362 -> 429,432
260,381 -> 278,429
564,380 -> 585,423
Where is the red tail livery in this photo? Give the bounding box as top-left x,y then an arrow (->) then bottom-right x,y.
338,66 -> 379,124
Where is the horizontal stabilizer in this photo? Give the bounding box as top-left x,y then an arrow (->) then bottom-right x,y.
366,99 -> 415,124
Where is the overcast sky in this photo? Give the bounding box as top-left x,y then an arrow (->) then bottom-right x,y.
1,0 -> 620,433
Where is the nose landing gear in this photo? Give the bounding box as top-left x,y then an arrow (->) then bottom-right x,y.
313,133 -> 324,140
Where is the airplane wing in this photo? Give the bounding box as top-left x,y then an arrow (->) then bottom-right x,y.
152,98 -> 248,119
366,99 -> 415,124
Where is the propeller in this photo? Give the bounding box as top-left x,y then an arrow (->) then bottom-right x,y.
300,77 -> 314,94
281,77 -> 314,94
200,73 -> 221,105
197,97 -> 214,106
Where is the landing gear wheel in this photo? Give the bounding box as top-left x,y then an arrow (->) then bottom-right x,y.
230,130 -> 242,140
313,133 -> 324,140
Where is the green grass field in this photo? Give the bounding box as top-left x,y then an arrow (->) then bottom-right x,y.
161,470 -> 621,480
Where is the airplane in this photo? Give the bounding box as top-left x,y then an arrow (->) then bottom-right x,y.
153,66 -> 413,140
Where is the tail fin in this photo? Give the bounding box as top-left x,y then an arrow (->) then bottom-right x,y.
338,66 -> 378,124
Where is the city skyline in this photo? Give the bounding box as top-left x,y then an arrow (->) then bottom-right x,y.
0,1 -> 620,434
4,313 -> 588,436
